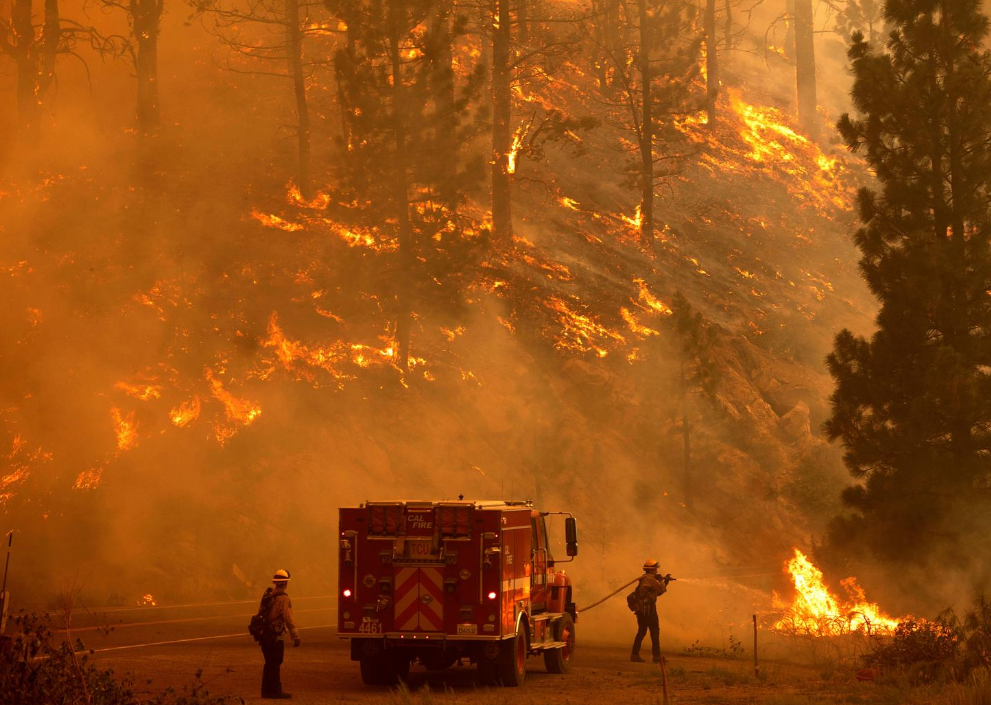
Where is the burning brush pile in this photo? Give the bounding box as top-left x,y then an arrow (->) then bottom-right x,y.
0,14 -> 874,599
769,549 -> 991,678
772,549 -> 903,637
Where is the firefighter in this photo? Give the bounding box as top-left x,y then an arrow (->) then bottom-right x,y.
630,558 -> 667,663
261,569 -> 301,699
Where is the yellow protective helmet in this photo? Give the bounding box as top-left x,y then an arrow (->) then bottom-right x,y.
643,558 -> 659,571
272,569 -> 292,583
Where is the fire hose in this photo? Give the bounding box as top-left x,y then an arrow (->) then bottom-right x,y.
577,567 -> 782,613
577,574 -> 677,614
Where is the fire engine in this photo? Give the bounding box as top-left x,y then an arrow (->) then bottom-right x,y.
338,499 -> 578,686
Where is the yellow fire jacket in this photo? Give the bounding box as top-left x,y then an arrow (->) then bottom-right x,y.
267,590 -> 300,641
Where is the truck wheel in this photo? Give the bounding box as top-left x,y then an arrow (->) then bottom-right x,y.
477,660 -> 499,685
359,656 -> 387,685
544,613 -> 575,674
360,652 -> 409,686
498,621 -> 528,687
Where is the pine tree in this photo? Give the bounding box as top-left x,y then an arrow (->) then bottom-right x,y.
667,292 -> 717,510
329,0 -> 485,373
595,0 -> 699,249
99,0 -> 164,133
825,0 -> 991,563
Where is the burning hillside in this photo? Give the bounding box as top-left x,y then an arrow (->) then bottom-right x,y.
0,0 -> 875,607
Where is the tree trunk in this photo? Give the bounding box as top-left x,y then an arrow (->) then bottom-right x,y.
285,0 -> 312,199
704,0 -> 718,127
428,1 -> 457,204
38,0 -> 58,96
603,0 -> 621,89
793,0 -> 817,138
491,0 -> 513,244
11,0 -> 37,131
134,0 -> 162,133
638,0 -> 653,249
680,361 -> 694,510
723,0 -> 732,51
335,22 -> 360,186
390,0 -> 412,374
517,0 -> 528,45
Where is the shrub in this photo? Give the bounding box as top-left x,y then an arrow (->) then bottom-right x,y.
0,612 -> 236,705
864,619 -> 959,682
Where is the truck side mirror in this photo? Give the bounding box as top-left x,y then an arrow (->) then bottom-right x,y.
565,517 -> 578,557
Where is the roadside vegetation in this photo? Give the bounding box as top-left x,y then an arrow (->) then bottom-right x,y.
0,612 -> 236,705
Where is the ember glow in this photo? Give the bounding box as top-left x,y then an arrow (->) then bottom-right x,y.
773,550 -> 904,636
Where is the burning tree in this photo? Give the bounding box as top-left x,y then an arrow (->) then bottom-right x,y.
594,0 -> 700,249
328,0 -> 485,373
477,0 -> 584,244
825,0 -> 991,564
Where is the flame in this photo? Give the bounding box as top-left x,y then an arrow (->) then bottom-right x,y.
317,219 -> 397,251
206,369 -> 261,444
559,196 -> 581,210
111,408 -> 138,452
620,307 -> 658,336
170,397 -> 201,427
251,209 -> 304,232
1,435 -> 53,502
114,381 -> 162,401
511,235 -> 573,281
621,205 -> 643,233
73,467 -> 103,491
137,593 -> 157,607
676,89 -> 853,215
287,182 -> 331,209
546,296 -> 624,357
261,313 -> 416,383
772,549 -> 904,636
634,278 -> 673,315
507,122 -> 529,175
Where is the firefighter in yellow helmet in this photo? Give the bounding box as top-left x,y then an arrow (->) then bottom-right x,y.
260,569 -> 301,699
629,558 -> 669,663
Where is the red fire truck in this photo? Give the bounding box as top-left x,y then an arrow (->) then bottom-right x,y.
338,499 -> 578,686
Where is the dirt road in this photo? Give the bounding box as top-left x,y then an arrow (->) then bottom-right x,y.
64,599 -> 844,704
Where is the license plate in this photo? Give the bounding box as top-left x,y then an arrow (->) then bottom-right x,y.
457,624 -> 478,635
404,541 -> 439,561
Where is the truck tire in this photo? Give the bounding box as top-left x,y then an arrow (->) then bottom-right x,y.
543,613 -> 575,674
477,660 -> 499,685
498,621 -> 528,687
360,652 -> 410,686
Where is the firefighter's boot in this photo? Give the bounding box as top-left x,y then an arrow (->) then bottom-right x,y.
630,653 -> 645,663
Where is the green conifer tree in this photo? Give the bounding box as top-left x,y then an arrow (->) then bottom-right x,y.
825,0 -> 991,563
